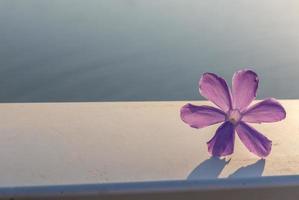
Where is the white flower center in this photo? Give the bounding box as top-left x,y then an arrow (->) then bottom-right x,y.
227,109 -> 242,124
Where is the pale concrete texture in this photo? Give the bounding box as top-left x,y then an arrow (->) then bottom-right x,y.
0,100 -> 296,187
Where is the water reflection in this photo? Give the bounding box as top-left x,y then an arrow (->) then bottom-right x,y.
0,0 -> 298,102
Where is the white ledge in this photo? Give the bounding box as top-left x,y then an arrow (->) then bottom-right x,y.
2,175 -> 299,199
0,100 -> 297,188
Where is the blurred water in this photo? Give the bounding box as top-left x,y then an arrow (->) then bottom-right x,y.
0,0 -> 299,102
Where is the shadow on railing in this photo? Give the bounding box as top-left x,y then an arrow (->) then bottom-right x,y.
187,157 -> 230,180
228,159 -> 265,178
187,157 -> 265,180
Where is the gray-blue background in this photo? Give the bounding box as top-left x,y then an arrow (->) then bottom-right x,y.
0,0 -> 298,102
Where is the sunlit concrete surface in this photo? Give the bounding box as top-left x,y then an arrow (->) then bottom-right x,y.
0,100 -> 296,187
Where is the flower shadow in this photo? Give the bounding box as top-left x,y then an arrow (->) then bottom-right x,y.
228,159 -> 265,178
187,157 -> 230,180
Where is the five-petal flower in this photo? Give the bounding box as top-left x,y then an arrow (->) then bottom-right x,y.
180,69 -> 286,157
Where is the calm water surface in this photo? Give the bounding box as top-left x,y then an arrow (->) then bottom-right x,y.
0,0 -> 299,102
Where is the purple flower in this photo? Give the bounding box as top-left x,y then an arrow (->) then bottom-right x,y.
180,69 -> 286,158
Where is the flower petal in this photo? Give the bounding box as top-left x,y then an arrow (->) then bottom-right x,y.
207,121 -> 235,157
232,69 -> 259,111
236,121 -> 272,157
199,73 -> 232,112
242,98 -> 286,123
180,104 -> 226,128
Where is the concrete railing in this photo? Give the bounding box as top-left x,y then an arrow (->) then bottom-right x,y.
0,100 -> 297,199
